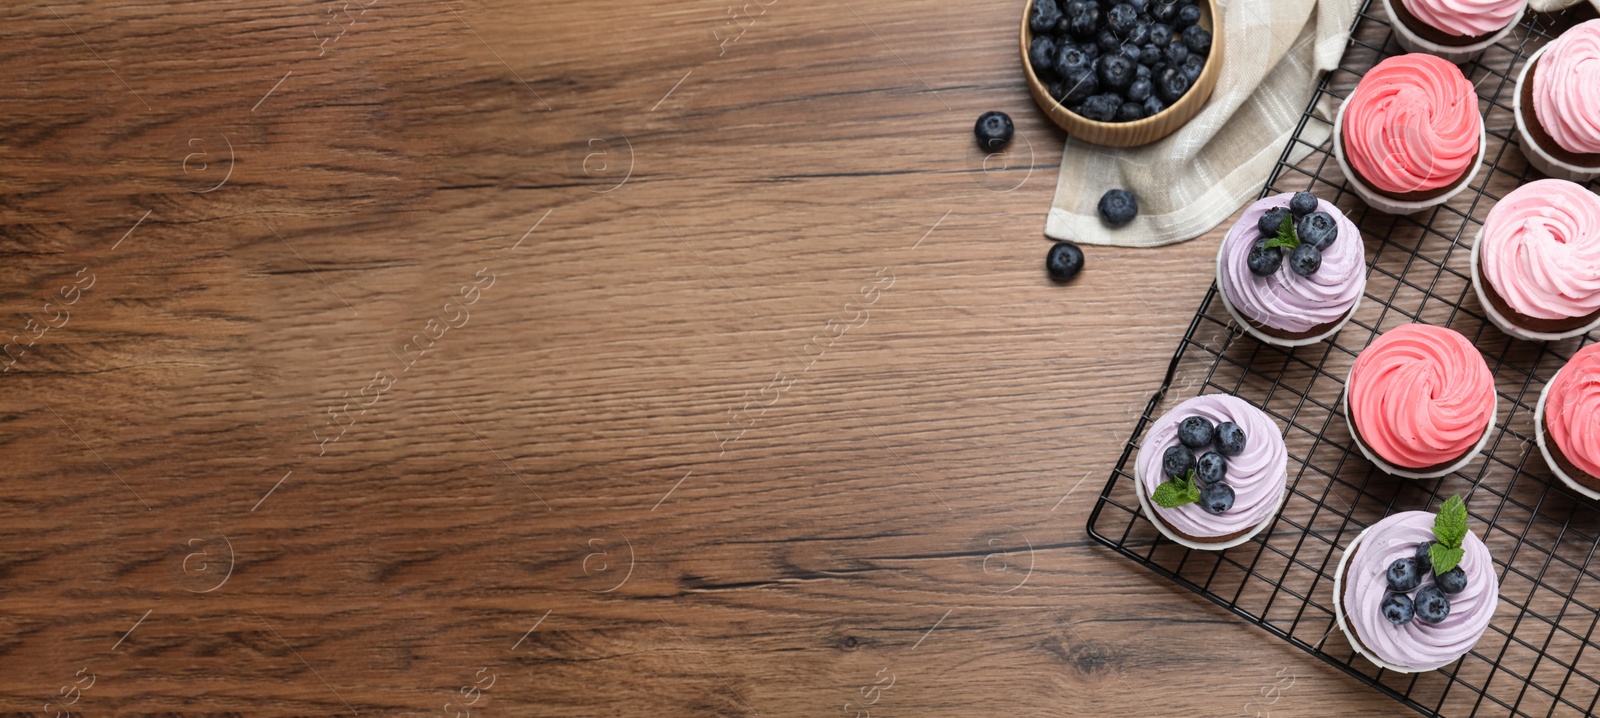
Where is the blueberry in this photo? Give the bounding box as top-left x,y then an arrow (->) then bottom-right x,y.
1056,44 -> 1091,75
1067,0 -> 1096,18
1297,211 -> 1338,250
1150,22 -> 1173,46
1177,4 -> 1201,26
1127,20 -> 1151,46
1107,3 -> 1138,35
1116,102 -> 1144,122
1098,28 -> 1122,52
1164,42 -> 1189,66
1289,243 -> 1322,277
1199,481 -> 1234,514
1436,566 -> 1468,595
1139,44 -> 1163,65
1181,25 -> 1212,54
1031,0 -> 1065,34
1142,95 -> 1166,117
1046,241 -> 1085,282
1155,65 -> 1190,103
1056,68 -> 1100,105
1195,451 -> 1227,486
1289,191 -> 1318,218
1386,557 -> 1423,592
1178,416 -> 1215,448
1257,206 -> 1292,237
1381,592 -> 1415,625
1151,0 -> 1178,23
1068,8 -> 1102,39
1180,54 -> 1204,84
1135,62 -> 1151,79
1081,41 -> 1101,59
1414,585 -> 1451,624
974,112 -> 1013,150
1247,239 -> 1284,277
1119,42 -> 1143,62
1163,444 -> 1196,478
1127,0 -> 1148,10
1098,188 -> 1138,226
1030,36 -> 1058,79
1216,422 -> 1246,456
1098,54 -> 1136,91
1080,93 -> 1120,121
1414,540 -> 1436,574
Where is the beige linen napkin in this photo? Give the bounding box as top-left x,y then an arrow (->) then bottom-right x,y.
1046,0 -> 1360,247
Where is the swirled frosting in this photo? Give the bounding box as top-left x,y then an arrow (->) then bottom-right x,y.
1344,54 -> 1481,194
1533,19 -> 1600,155
1343,511 -> 1498,670
1137,395 -> 1287,538
1220,193 -> 1366,333
1400,0 -> 1523,38
1480,179 -> 1600,321
1347,324 -> 1495,469
1546,344 -> 1600,478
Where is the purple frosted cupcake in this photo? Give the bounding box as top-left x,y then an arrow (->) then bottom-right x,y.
1136,395 -> 1289,550
1217,191 -> 1366,347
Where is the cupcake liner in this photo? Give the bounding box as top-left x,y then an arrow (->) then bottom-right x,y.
1333,523 -> 1458,673
1513,43 -> 1600,183
1469,228 -> 1600,341
1383,0 -> 1523,64
1134,458 -> 1287,551
1342,366 -> 1499,479
1214,239 -> 1363,348
1535,365 -> 1600,501
1334,95 -> 1486,215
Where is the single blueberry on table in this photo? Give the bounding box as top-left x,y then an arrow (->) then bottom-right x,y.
1298,211 -> 1338,249
1195,451 -> 1227,486
1257,206 -> 1292,237
1107,3 -> 1139,35
1127,77 -> 1153,102
1116,102 -> 1145,122
1098,54 -> 1136,91
1046,241 -> 1085,282
1164,42 -> 1189,66
1289,190 -> 1319,218
1098,189 -> 1139,226
1381,592 -> 1415,625
1031,36 -> 1059,79
1247,240 -> 1284,276
1178,416 -> 1216,448
1386,557 -> 1423,592
1414,585 -> 1451,624
1199,481 -> 1234,514
1289,243 -> 1322,276
1180,54 -> 1205,84
1031,0 -> 1065,34
1163,444 -> 1196,479
1080,93 -> 1121,121
1182,25 -> 1211,54
974,112 -> 1014,150
1216,421 -> 1246,456
1155,65 -> 1191,103
1177,4 -> 1202,26
1436,567 -> 1468,595
1414,540 -> 1436,573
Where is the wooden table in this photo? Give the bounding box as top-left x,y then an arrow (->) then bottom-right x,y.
1,0 -> 1402,714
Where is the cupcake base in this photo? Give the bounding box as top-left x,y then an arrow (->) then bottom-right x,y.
1333,524 -> 1459,673
1513,45 -> 1600,183
1470,229 -> 1600,341
1334,96 -> 1486,215
1535,369 -> 1600,501
1134,460 -> 1288,551
1342,373 -> 1499,479
1214,240 -> 1364,348
1383,0 -> 1523,64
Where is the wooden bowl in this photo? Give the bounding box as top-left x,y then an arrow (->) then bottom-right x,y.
1021,0 -> 1225,148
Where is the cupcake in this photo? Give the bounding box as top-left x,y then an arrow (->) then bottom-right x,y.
1383,0 -> 1526,63
1514,19 -> 1600,183
1537,344 -> 1600,500
1334,496 -> 1499,673
1334,54 -> 1486,215
1217,190 -> 1367,347
1344,324 -> 1498,479
1135,395 -> 1288,550
1470,179 -> 1600,341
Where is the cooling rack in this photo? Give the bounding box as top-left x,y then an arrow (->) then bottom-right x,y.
1085,3 -> 1600,716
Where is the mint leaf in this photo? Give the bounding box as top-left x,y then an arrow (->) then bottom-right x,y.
1434,494 -> 1468,548
1263,214 -> 1299,250
1430,543 -> 1465,575
1152,471 -> 1202,509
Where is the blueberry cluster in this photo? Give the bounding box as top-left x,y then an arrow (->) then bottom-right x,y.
1028,0 -> 1213,123
1247,191 -> 1339,278
1162,415 -> 1245,514
1379,541 -> 1468,625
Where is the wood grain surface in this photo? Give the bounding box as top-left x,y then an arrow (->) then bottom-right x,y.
0,0 -> 1405,715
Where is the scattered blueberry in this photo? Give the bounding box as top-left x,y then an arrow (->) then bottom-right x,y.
1177,4 -> 1202,26
1155,65 -> 1191,104
1386,557 -> 1423,592
1046,241 -> 1085,281
1414,585 -> 1451,624
1107,3 -> 1139,35
1081,93 -> 1120,121
1180,54 -> 1205,84
1436,567 -> 1467,595
1381,592 -> 1416,624
1297,211 -> 1338,250
1181,25 -> 1211,54
1289,191 -> 1319,218
1031,36 -> 1059,78
1195,451 -> 1227,486
1199,481 -> 1234,514
1178,416 -> 1216,448
1142,95 -> 1166,117
1164,42 -> 1189,66
1032,0 -> 1065,35
1247,239 -> 1284,277
1116,102 -> 1145,121
1289,243 -> 1322,277
1414,540 -> 1436,574
1257,206 -> 1292,237
1163,444 -> 1196,479
1098,54 -> 1136,91
1098,189 -> 1139,227
1216,422 -> 1246,456
1127,77 -> 1153,102
975,112 -> 1014,150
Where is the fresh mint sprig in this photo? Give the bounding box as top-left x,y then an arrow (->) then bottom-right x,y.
1153,469 -> 1202,509
1262,215 -> 1299,250
1430,495 -> 1469,575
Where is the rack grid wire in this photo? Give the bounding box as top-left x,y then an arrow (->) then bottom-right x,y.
1085,2 -> 1600,716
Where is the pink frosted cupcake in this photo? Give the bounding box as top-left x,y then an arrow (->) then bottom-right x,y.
1384,0 -> 1526,63
1515,19 -> 1600,182
1538,344 -> 1600,500
1471,179 -> 1600,341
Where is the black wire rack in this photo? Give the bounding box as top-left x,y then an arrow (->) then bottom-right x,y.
1085,2 -> 1600,716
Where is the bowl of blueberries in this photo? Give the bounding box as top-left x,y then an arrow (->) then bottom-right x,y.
1022,0 -> 1223,147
